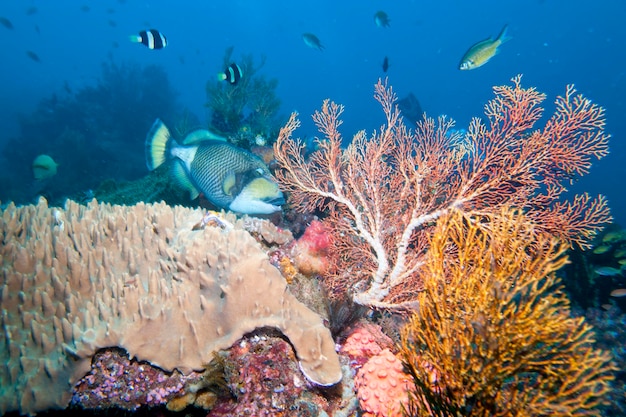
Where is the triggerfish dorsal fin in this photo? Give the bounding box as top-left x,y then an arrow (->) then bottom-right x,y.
145,119 -> 173,170
171,160 -> 200,199
183,129 -> 227,145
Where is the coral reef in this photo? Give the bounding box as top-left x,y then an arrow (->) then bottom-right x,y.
399,207 -> 615,416
563,223 -> 626,310
0,61 -> 179,206
274,77 -> 611,309
287,219 -> 333,276
71,348 -> 204,411
339,322 -> 394,367
208,333 -> 336,416
0,198 -> 341,415
579,306 -> 626,416
205,47 -> 283,148
354,349 -> 414,417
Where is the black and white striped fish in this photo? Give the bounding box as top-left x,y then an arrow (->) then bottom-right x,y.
217,63 -> 243,85
129,29 -> 167,50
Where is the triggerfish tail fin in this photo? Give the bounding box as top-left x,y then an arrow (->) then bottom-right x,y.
496,24 -> 512,46
128,34 -> 141,43
146,118 -> 172,170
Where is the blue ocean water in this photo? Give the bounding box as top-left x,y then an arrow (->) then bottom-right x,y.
0,0 -> 624,224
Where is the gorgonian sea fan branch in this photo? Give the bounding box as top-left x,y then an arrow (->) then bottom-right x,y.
274,76 -> 611,309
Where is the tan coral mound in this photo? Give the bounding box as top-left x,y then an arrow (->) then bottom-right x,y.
0,199 -> 341,416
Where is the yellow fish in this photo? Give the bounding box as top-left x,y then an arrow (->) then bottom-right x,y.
459,25 -> 511,70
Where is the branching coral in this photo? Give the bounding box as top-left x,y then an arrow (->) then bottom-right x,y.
274,76 -> 611,309
399,207 -> 616,416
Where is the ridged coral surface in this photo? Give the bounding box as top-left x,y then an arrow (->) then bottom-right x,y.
0,198 -> 341,415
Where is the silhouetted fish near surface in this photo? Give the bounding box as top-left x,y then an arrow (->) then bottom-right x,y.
129,29 -> 167,50
302,33 -> 324,51
26,6 -> 38,16
374,11 -> 390,28
382,56 -> 389,72
0,17 -> 14,29
459,25 -> 511,70
26,50 -> 41,62
218,63 -> 243,85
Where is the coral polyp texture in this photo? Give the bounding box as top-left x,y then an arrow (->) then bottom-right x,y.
0,198 -> 341,415
354,348 -> 414,417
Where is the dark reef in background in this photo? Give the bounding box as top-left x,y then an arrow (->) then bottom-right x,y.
0,61 -> 179,206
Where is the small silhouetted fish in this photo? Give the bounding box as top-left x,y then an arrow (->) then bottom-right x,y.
610,288 -> 626,297
382,56 -> 389,72
107,8 -> 116,14
26,6 -> 38,16
302,33 -> 324,51
374,11 -> 390,28
26,50 -> 41,62
108,19 -> 117,27
0,17 -> 14,29
80,5 -> 90,12
396,93 -> 424,126
112,41 -> 119,48
593,245 -> 612,255
34,24 -> 40,35
594,266 -> 622,276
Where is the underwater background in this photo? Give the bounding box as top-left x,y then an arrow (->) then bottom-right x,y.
0,0 -> 625,225
1,2 -> 626,416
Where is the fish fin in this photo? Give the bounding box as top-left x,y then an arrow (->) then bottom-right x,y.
217,72 -> 227,82
183,129 -> 227,144
145,119 -> 172,170
496,24 -> 512,45
128,34 -> 141,43
222,171 -> 237,196
171,161 -> 200,199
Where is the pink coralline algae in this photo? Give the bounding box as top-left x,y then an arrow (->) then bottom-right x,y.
208,333 -> 336,417
354,348 -> 415,417
71,348 -> 203,411
289,219 -> 333,276
340,322 -> 395,368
